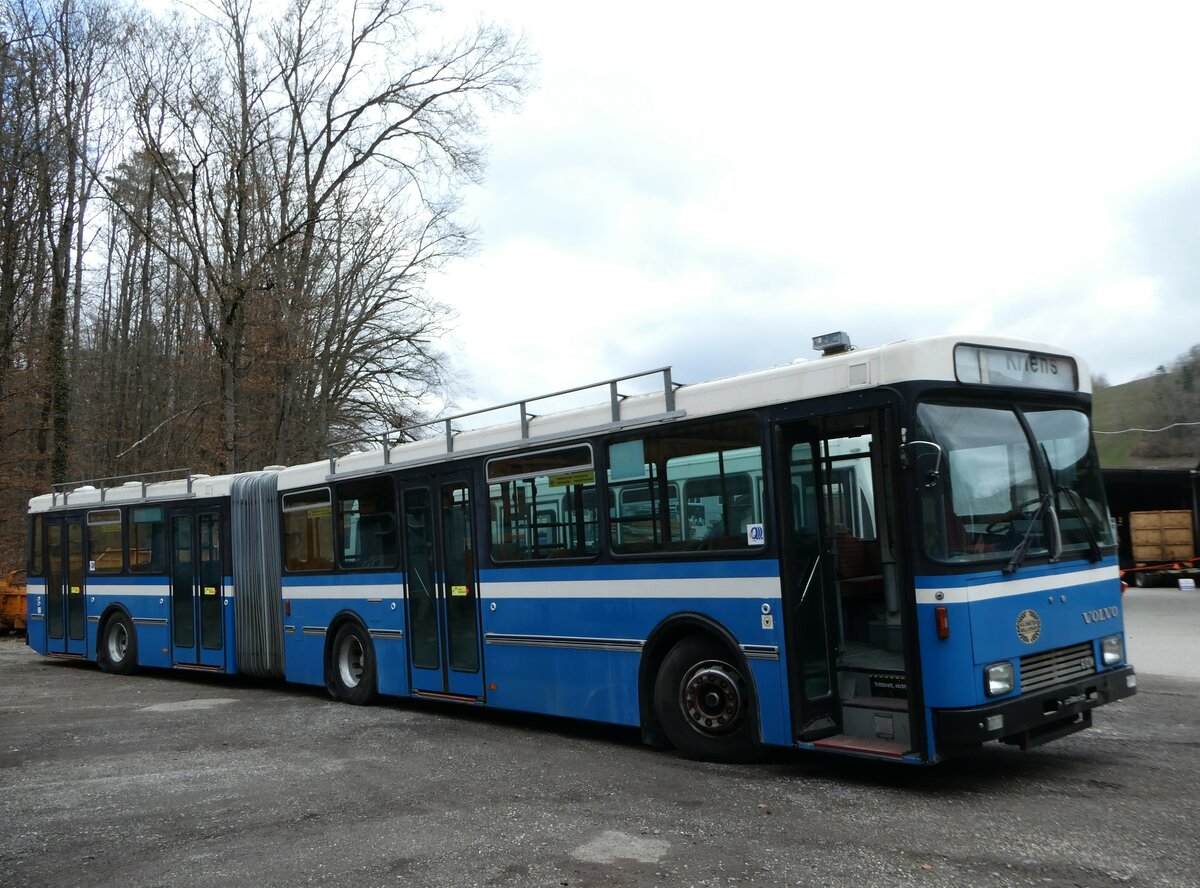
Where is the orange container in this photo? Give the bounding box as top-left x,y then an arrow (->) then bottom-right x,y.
0,570 -> 27,632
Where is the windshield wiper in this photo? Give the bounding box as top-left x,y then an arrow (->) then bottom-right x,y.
1056,484 -> 1104,563
1003,496 -> 1047,575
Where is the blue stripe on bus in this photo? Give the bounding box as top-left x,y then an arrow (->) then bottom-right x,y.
913,555 -> 1118,587
479,559 -> 781,584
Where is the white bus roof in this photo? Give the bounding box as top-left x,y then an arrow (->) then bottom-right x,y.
277,333 -> 1089,492
29,473 -> 244,514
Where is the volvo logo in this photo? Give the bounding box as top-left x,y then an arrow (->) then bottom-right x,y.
1082,606 -> 1119,624
1016,609 -> 1041,644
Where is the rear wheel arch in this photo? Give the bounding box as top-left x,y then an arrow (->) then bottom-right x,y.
96,605 -> 138,675
324,611 -> 378,705
639,614 -> 759,753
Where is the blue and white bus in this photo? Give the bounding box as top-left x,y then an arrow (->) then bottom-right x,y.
24,333 -> 1137,763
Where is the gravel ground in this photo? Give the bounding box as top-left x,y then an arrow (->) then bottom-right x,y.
0,588 -> 1196,888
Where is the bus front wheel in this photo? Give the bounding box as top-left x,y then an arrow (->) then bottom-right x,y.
653,636 -> 760,763
329,623 -> 378,705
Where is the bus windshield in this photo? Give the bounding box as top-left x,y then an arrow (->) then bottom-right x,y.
1024,407 -> 1115,555
915,402 -> 1114,564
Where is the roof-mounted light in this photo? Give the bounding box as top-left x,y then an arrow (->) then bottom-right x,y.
813,331 -> 852,356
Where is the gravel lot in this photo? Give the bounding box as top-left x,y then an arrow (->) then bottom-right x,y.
1,588 -> 1197,888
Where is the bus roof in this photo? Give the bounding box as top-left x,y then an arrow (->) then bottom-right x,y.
28,333 -> 1089,510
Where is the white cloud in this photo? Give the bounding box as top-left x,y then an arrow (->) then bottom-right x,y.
428,0 -> 1200,410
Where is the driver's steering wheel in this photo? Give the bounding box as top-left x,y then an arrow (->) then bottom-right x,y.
986,497 -> 1043,535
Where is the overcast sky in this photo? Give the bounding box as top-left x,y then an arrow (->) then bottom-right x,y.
427,1 -> 1200,414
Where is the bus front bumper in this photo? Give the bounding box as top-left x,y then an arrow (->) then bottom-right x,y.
934,666 -> 1138,752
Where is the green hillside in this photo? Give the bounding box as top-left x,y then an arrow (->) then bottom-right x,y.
1093,361 -> 1200,469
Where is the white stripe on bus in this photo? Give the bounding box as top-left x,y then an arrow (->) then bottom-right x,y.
284,584 -> 405,601
283,577 -> 781,601
482,576 -> 781,600
28,585 -> 236,598
915,564 -> 1118,605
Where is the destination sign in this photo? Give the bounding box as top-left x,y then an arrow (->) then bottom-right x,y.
954,344 -> 1078,392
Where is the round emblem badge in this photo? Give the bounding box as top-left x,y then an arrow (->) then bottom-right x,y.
1016,609 -> 1042,644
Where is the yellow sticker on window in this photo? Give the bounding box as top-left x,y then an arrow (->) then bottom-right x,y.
451,585 -> 469,597
548,470 -> 596,488
203,586 -> 218,596
70,586 -> 81,595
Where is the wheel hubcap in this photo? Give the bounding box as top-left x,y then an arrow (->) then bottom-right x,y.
107,623 -> 128,662
680,660 -> 746,736
337,635 -> 364,688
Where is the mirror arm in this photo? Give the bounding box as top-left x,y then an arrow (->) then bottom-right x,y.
903,440 -> 944,487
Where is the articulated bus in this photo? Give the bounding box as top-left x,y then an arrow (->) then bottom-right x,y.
24,333 -> 1137,764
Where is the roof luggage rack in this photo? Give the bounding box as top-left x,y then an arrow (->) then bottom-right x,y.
49,468 -> 196,508
328,367 -> 683,476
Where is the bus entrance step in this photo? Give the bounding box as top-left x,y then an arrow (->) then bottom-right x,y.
842,696 -> 908,713
811,735 -> 909,757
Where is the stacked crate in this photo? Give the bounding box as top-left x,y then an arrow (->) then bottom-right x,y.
1130,510 -> 1195,565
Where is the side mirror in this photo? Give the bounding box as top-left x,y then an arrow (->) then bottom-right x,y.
903,440 -> 944,488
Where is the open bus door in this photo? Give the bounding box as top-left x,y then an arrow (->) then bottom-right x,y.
779,411 -> 914,757
779,426 -> 840,738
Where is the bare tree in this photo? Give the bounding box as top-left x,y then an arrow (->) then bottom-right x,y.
121,0 -> 527,470
0,0 -> 131,569
0,0 -> 527,572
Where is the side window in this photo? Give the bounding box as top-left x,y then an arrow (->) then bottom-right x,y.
283,488 -> 334,571
337,476 -> 399,570
87,509 -> 123,573
612,473 -> 677,550
29,515 -> 43,576
682,473 -> 754,544
488,445 -> 598,561
608,416 -> 763,554
822,434 -> 877,540
130,506 -> 167,573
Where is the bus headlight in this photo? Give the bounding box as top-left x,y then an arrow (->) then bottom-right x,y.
985,661 -> 1015,697
1101,635 -> 1124,667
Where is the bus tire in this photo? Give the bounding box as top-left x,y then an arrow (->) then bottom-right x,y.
329,622 -> 378,705
98,612 -> 138,676
653,636 -> 760,763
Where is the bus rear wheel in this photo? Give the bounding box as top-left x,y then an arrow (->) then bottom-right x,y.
329,623 -> 378,705
98,612 -> 138,676
653,636 -> 760,763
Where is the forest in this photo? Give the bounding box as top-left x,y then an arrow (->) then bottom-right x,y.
0,0 -> 527,570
